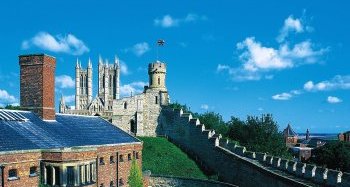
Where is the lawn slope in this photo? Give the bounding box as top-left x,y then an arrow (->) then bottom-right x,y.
139,137 -> 207,179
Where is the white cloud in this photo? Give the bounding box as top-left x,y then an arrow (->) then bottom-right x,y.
200,104 -> 209,110
63,95 -> 75,103
120,81 -> 148,97
327,96 -> 342,104
120,61 -> 129,75
277,15 -> 304,43
154,13 -> 206,28
0,89 -> 17,105
125,42 -> 150,57
218,15 -> 326,81
257,107 -> 264,111
304,75 -> 350,92
272,93 -> 292,100
56,75 -> 75,88
21,32 -> 89,55
154,15 -> 179,28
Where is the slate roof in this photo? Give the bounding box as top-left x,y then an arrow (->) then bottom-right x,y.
283,124 -> 298,137
0,109 -> 140,152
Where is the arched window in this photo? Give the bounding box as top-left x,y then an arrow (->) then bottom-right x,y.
103,75 -> 105,88
124,102 -> 127,109
109,76 -> 112,87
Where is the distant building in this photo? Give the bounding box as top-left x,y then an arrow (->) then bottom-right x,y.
339,131 -> 350,142
306,128 -> 310,140
283,124 -> 298,146
0,54 -> 142,187
60,56 -> 169,136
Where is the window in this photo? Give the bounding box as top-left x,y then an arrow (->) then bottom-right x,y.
124,102 -> 127,109
8,169 -> 18,180
119,155 -> 124,162
29,166 -> 37,177
128,153 -> 132,161
99,157 -> 105,165
119,178 -> 124,186
155,96 -> 158,104
110,181 -> 114,187
67,166 -> 75,185
158,77 -> 160,85
136,152 -> 139,159
110,156 -> 115,164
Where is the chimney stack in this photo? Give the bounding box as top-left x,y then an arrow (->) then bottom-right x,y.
19,54 -> 56,120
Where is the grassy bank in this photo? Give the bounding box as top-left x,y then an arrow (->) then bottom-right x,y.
139,136 -> 207,179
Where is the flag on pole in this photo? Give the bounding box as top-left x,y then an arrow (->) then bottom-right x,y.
157,39 -> 165,46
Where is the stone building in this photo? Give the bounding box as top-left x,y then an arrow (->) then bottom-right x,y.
0,54 -> 142,187
60,56 -> 169,137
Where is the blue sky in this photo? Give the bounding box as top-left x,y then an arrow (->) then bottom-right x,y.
0,0 -> 349,133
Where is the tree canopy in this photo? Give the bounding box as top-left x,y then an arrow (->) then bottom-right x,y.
226,114 -> 291,158
309,141 -> 350,172
128,159 -> 143,187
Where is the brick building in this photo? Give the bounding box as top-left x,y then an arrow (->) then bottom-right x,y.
0,54 -> 142,187
339,131 -> 350,142
283,124 -> 298,146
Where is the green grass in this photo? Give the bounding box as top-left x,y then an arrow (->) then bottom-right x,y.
139,137 -> 207,179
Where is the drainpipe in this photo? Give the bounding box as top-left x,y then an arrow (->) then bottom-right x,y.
0,165 -> 4,187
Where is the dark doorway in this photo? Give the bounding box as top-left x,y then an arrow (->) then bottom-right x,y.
46,166 -> 52,185
54,166 -> 60,185
130,119 -> 136,134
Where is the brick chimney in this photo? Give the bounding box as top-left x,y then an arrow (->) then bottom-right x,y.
19,54 -> 56,120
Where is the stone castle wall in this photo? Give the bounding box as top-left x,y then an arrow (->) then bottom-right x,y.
112,89 -> 168,137
162,108 -> 350,187
149,175 -> 237,187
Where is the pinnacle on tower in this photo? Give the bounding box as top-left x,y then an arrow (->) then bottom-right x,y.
88,57 -> 92,68
99,55 -> 103,64
114,55 -> 120,67
76,58 -> 80,68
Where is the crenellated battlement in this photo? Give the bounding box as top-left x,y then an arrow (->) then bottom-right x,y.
164,107 -> 350,187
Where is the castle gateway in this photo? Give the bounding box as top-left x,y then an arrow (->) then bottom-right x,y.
59,57 -> 169,136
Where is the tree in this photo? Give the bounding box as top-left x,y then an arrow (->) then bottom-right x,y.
128,159 -> 143,187
309,141 -> 350,172
197,112 -> 228,136
168,101 -> 191,113
227,114 -> 291,158
4,105 -> 21,110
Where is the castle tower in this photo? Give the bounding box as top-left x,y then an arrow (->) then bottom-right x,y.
19,54 -> 56,120
148,61 -> 167,92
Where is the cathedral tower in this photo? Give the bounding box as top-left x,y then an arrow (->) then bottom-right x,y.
75,58 -> 93,110
98,56 -> 120,110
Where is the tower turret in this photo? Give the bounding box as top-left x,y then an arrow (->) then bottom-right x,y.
59,94 -> 65,113
114,56 -> 120,100
75,58 -> 81,110
87,58 -> 93,103
148,61 -> 167,91
104,60 -> 109,109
